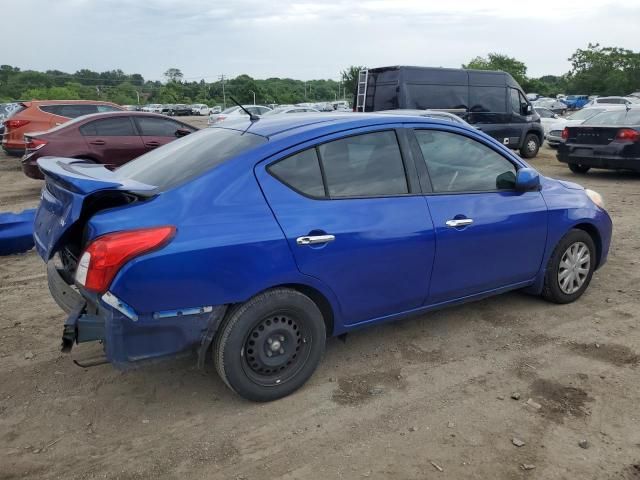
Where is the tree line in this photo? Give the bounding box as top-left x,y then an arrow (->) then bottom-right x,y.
1,44 -> 638,106
0,66 -> 346,106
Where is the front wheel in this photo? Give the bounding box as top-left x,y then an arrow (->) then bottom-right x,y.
214,288 -> 326,402
542,229 -> 596,304
569,163 -> 590,174
520,133 -> 540,159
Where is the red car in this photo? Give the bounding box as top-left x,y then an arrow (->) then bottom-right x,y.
21,111 -> 197,179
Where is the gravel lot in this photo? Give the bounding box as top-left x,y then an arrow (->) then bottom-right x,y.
1,120 -> 639,479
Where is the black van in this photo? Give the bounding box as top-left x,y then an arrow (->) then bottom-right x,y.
354,66 -> 544,158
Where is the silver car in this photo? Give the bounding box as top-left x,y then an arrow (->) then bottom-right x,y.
208,105 -> 272,125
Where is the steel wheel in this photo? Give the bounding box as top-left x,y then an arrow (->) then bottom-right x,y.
241,312 -> 310,387
557,241 -> 591,294
526,138 -> 537,153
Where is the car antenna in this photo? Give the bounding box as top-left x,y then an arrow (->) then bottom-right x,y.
229,96 -> 260,121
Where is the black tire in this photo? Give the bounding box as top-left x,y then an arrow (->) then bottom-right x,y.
214,288 -> 326,402
519,133 -> 540,158
568,163 -> 590,174
542,229 -> 596,304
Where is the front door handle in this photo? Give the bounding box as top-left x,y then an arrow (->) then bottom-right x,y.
89,140 -> 105,146
446,218 -> 473,228
145,141 -> 160,147
296,234 -> 335,246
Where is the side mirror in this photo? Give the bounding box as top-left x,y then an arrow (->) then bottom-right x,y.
515,167 -> 540,192
175,128 -> 191,138
553,113 -> 559,119
524,104 -> 532,115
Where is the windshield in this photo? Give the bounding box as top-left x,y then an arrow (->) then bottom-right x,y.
115,127 -> 267,191
584,109 -> 640,126
567,108 -> 604,121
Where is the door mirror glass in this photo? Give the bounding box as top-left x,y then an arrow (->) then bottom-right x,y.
515,167 -> 540,192
175,128 -> 191,137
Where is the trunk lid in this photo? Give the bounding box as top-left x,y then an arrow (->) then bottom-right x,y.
34,157 -> 156,260
566,126 -> 619,145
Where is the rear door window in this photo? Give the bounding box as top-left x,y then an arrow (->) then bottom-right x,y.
318,131 -> 408,197
134,116 -> 192,136
115,128 -> 267,191
80,117 -> 136,136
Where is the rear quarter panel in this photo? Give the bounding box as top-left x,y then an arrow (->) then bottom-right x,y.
94,158 -> 341,318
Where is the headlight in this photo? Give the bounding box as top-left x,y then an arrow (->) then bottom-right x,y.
585,189 -> 605,209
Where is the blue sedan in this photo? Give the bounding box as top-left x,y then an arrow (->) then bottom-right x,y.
34,113 -> 612,401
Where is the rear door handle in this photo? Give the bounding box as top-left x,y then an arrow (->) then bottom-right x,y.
296,234 -> 335,246
145,141 -> 160,147
446,218 -> 474,228
89,140 -> 105,146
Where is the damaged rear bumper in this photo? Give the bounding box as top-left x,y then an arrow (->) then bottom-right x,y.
48,260 -> 227,369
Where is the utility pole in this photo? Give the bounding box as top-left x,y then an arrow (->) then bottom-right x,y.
135,90 -> 140,105
249,90 -> 256,105
219,74 -> 226,109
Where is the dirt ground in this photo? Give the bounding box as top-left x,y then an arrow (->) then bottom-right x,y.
1,120 -> 639,480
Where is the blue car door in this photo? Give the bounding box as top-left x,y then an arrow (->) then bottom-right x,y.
256,128 -> 436,326
411,128 -> 548,304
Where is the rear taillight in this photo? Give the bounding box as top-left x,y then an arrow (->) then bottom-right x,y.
561,127 -> 569,140
615,128 -> 640,142
25,137 -> 47,151
75,226 -> 176,293
4,119 -> 30,129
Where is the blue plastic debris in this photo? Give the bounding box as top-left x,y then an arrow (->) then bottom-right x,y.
0,208 -> 36,256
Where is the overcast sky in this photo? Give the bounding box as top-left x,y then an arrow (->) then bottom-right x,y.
4,0 -> 640,81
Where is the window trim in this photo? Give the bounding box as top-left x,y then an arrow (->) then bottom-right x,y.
410,126 -> 522,196
266,127 -> 420,201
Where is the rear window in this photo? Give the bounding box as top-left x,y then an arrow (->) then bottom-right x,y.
584,109 -> 640,126
114,128 -> 266,190
567,108 -> 604,121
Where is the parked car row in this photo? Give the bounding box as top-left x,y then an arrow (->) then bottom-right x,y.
138,103 -> 222,115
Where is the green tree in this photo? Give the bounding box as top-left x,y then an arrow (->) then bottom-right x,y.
341,65 -> 366,99
163,68 -> 184,83
567,43 -> 640,95
463,53 -> 528,85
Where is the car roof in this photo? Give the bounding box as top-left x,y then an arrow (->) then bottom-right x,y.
219,113 -> 469,139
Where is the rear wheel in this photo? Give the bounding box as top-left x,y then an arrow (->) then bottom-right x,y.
542,229 -> 596,304
520,133 -> 540,158
569,163 -> 590,174
214,288 -> 326,402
